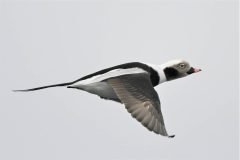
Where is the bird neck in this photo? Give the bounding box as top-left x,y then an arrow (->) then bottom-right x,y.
158,65 -> 167,84
147,63 -> 167,84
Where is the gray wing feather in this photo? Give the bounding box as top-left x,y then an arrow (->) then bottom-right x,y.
107,73 -> 172,137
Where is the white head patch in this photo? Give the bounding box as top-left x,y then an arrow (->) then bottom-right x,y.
160,59 -> 188,69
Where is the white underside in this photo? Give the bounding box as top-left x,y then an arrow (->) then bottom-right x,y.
74,81 -> 119,100
68,68 -> 147,100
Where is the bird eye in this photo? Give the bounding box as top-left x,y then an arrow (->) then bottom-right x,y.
178,63 -> 186,69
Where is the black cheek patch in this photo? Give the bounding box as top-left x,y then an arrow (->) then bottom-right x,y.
187,67 -> 194,74
163,67 -> 179,80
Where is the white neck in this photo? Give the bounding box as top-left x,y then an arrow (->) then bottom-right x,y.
158,65 -> 167,83
147,63 -> 167,84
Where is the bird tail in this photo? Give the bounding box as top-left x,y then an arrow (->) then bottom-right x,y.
13,81 -> 74,92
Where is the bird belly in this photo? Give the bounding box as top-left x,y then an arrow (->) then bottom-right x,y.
69,82 -> 120,102
67,67 -> 146,103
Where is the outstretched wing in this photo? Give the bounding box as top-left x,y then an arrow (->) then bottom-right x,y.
107,73 -> 173,137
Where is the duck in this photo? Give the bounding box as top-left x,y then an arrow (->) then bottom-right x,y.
14,59 -> 201,137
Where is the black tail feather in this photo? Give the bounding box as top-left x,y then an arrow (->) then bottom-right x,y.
13,82 -> 73,92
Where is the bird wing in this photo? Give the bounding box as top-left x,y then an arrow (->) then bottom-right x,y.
107,73 -> 173,137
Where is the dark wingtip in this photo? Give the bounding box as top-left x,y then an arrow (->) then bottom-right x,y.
168,135 -> 175,138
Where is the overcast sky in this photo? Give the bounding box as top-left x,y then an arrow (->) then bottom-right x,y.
0,0 -> 238,160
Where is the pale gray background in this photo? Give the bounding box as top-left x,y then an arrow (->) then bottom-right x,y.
0,0 -> 238,160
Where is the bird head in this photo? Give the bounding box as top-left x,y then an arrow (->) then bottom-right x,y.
160,59 -> 201,81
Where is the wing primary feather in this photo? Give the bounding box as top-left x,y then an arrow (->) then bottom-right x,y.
107,73 -> 171,136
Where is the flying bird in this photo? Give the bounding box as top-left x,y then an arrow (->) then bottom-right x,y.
14,59 -> 201,137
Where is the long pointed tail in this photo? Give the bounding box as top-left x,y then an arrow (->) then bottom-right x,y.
13,81 -> 74,92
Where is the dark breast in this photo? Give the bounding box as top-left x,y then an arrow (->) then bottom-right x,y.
73,62 -> 160,87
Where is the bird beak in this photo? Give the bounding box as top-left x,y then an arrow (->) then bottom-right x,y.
193,68 -> 202,73
187,67 -> 202,74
